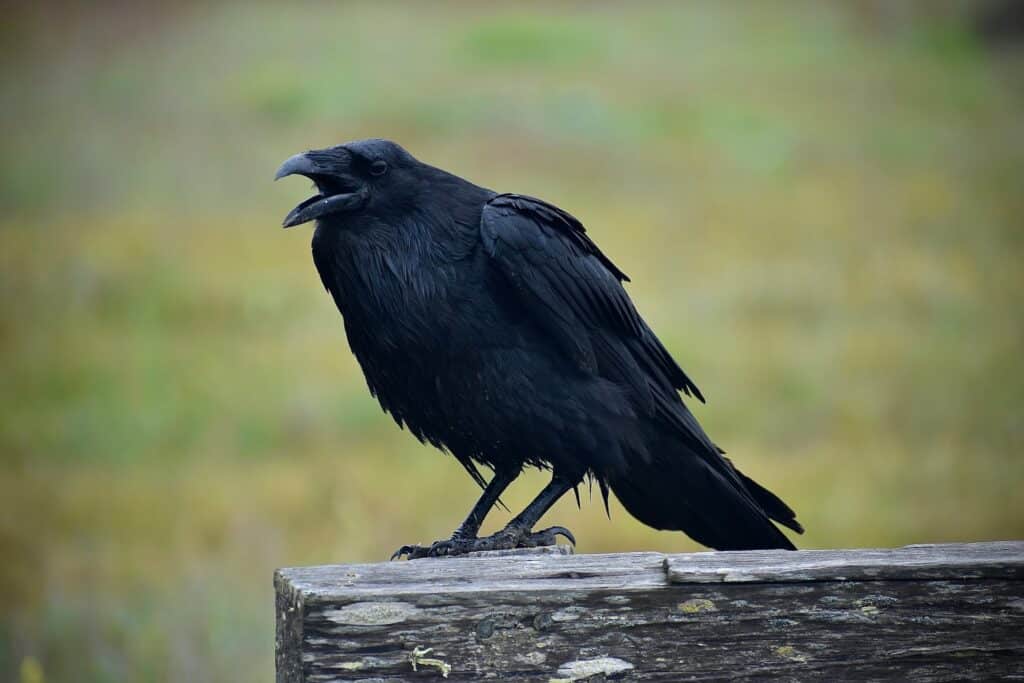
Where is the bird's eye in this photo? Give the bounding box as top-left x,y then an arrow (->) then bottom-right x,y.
370,159 -> 388,176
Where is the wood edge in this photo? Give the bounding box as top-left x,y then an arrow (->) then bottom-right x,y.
281,551 -> 670,606
274,569 -> 305,683
274,541 -> 1024,598
664,541 -> 1024,584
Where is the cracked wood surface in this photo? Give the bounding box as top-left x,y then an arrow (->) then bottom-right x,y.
276,541 -> 1024,681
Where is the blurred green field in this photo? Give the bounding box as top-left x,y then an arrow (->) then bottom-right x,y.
2,2 -> 1023,681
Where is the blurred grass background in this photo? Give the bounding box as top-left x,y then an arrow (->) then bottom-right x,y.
2,1 -> 1023,681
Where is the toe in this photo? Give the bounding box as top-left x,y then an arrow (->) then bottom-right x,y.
469,530 -> 519,553
391,544 -> 434,560
427,540 -> 454,557
390,545 -> 415,561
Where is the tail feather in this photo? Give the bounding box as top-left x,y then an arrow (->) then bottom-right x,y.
731,464 -> 804,534
609,444 -> 802,551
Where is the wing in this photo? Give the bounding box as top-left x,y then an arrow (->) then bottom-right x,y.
480,193 -> 712,453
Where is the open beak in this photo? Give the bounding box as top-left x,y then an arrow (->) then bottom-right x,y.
274,152 -> 368,228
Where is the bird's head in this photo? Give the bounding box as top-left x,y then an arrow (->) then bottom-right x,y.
274,138 -> 419,228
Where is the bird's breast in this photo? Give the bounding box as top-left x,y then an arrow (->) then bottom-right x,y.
314,227 -> 525,448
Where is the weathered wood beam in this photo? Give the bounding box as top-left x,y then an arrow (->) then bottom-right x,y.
276,541 -> 1024,681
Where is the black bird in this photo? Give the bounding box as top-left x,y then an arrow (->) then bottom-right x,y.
276,139 -> 803,558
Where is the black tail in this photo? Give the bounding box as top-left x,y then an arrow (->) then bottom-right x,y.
726,457 -> 804,534
608,444 -> 803,551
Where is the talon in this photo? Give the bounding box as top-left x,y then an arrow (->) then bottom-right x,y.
548,525 -> 576,546
517,525 -> 576,548
391,544 -> 429,560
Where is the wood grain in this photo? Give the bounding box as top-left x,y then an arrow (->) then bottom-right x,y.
276,541 -> 1024,681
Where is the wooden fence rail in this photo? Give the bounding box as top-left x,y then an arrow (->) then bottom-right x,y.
275,541 -> 1023,681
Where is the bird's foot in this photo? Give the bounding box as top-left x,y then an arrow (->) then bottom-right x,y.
391,525 -> 575,560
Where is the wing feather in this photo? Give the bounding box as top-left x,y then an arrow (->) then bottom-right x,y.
481,193 -> 707,447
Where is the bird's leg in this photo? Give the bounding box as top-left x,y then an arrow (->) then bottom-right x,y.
391,467 -> 517,560
468,473 -> 579,552
392,472 -> 580,559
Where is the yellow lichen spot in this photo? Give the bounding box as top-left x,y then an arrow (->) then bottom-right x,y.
410,646 -> 451,679
678,598 -> 717,613
775,645 -> 807,663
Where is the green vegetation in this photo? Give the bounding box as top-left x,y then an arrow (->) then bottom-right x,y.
2,2 -> 1022,681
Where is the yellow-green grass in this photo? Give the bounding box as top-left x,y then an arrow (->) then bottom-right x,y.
2,2 -> 1023,681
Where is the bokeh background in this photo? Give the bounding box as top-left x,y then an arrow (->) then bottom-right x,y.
2,1 -> 1023,681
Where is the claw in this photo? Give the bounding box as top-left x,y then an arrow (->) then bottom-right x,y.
391,544 -> 432,561
548,525 -> 576,546
527,525 -> 576,547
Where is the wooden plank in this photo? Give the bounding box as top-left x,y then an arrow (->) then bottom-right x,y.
276,541 -> 1024,682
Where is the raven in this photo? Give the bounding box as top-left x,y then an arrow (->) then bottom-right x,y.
276,139 -> 803,558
